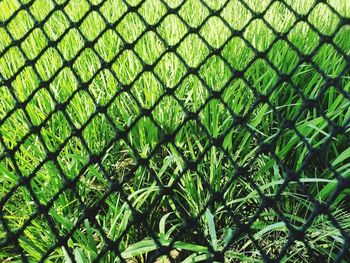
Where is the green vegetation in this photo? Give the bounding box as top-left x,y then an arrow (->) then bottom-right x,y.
1,0 -> 350,262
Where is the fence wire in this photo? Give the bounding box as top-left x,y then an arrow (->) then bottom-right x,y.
0,0 -> 350,262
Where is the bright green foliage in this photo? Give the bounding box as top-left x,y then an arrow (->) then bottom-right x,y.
0,0 -> 350,262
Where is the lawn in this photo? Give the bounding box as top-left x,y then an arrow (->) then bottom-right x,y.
0,0 -> 350,262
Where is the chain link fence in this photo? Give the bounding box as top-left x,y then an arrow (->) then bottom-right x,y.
1,0 -> 350,262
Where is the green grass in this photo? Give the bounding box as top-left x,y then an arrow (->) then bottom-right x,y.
0,0 -> 350,262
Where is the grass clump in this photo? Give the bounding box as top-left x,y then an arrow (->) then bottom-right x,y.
1,0 -> 350,262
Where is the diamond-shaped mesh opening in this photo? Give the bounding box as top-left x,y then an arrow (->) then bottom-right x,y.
131,72 -> 164,110
243,19 -> 276,52
312,43 -> 346,77
264,1 -> 296,33
308,2 -> 340,36
221,0 -> 252,31
73,48 -> 101,82
100,138 -> 135,181
125,0 -> 142,6
18,218 -> 58,261
116,12 -> 145,44
78,165 -> 110,205
273,127 -> 311,170
21,28 -> 48,60
79,11 -> 106,41
154,52 -> 187,88
49,66 -> 79,103
244,58 -> 279,95
328,0 -> 350,18
139,0 -> 167,25
179,0 -> 209,29
30,161 -> 64,205
65,90 -> 96,129
202,0 -> 226,11
201,146 -> 237,191
170,172 -> 210,218
82,113 -> 116,155
221,78 -> 255,115
63,0 -> 90,22
89,69 -> 120,106
321,86 -> 350,126
157,14 -> 188,46
174,119 -> 207,161
35,47 -> 63,81
1,1 -> 350,262
200,16 -> 231,49
291,63 -> 325,99
3,186 -> 37,235
12,66 -> 40,102
94,29 -> 124,63
43,10 -> 70,41
0,28 -> 11,53
148,142 -> 184,183
199,99 -> 233,139
107,91 -> 141,131
14,134 -> 47,177
0,109 -> 30,150
152,95 -> 186,134
57,136 -> 89,179
48,189 -> 84,236
177,33 -> 209,68
268,82 -> 303,121
0,86 -> 16,119
222,37 -> 254,71
57,28 -> 84,61
90,0 -> 104,5
30,0 -> 55,22
135,31 -> 165,65
6,10 -> 34,40
128,116 -> 159,159
0,47 -> 25,79
334,25 -> 350,53
299,117 -> 333,150
268,40 -> 300,74
0,0 -> 21,22
40,111 -> 72,152
112,50 -> 143,85
0,158 -> 18,197
175,74 -> 209,113
99,0 -> 127,23
25,88 -> 54,126
285,0 -> 315,15
244,0 -> 273,13
199,55 -> 232,91
63,218 -> 104,259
